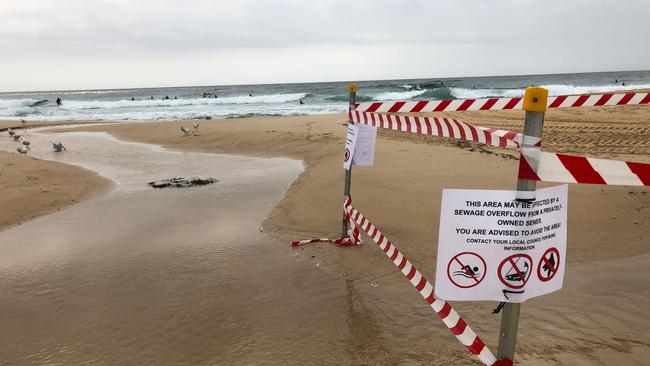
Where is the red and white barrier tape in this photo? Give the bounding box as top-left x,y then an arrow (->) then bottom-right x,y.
293,198 -> 498,364
354,92 -> 650,113
518,148 -> 650,186
291,198 -> 362,247
349,109 -> 522,149
343,200 -> 498,365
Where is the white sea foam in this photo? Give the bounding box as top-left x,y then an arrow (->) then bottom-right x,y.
373,89 -> 427,100
0,99 -> 346,121
450,84 -> 650,99
449,88 -> 523,99
60,93 -> 308,110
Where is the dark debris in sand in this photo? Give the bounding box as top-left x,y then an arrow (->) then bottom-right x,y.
149,177 -> 218,189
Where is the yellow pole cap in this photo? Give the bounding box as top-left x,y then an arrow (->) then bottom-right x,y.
348,83 -> 358,93
522,86 -> 548,112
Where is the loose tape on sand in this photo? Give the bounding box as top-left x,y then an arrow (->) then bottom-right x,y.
291,198 -> 497,364
342,199 -> 498,365
354,92 -> 650,113
518,149 -> 650,186
349,109 -> 522,149
291,198 -> 361,247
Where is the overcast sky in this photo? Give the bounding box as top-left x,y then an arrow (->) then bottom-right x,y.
1,0 -> 649,92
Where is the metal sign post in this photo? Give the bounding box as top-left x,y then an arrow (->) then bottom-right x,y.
496,87 -> 549,365
342,83 -> 357,238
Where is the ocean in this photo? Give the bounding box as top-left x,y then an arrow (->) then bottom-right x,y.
1,70 -> 649,121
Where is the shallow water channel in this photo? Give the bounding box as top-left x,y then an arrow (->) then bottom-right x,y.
0,128 -> 353,365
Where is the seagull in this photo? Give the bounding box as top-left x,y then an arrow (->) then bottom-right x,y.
13,134 -> 21,141
180,126 -> 190,136
8,128 -> 16,136
192,122 -> 200,135
16,145 -> 29,154
21,139 -> 30,147
51,141 -> 67,152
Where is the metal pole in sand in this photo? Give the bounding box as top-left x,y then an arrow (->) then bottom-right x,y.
342,83 -> 357,237
496,86 -> 548,365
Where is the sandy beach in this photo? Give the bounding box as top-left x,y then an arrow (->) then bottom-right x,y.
1,103 -> 649,365
0,150 -> 111,231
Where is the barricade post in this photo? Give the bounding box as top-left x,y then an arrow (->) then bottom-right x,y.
496,86 -> 548,364
342,83 -> 357,238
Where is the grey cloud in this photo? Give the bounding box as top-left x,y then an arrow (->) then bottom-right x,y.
0,0 -> 648,91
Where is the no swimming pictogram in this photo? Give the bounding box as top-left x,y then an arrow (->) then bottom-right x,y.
447,252 -> 486,288
344,148 -> 351,163
537,247 -> 560,282
498,254 -> 532,289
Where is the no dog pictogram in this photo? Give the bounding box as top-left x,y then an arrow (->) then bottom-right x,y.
537,247 -> 560,282
447,252 -> 486,289
498,254 -> 532,289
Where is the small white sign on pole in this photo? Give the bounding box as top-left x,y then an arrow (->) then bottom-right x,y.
343,123 -> 359,170
434,185 -> 568,303
352,124 -> 377,166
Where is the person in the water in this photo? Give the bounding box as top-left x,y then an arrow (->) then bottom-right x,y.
56,97 -> 63,106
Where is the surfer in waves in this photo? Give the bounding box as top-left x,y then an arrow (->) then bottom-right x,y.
56,97 -> 63,106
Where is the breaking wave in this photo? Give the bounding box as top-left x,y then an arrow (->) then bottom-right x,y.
450,83 -> 650,99
372,89 -> 427,100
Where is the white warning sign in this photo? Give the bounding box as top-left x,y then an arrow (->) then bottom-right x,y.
343,123 -> 359,170
352,124 -> 377,166
434,185 -> 568,303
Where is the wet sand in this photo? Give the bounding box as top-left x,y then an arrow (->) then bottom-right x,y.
1,103 -> 650,365
0,129 -> 358,365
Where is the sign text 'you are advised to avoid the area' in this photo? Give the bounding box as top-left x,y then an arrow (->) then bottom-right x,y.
434,185 -> 568,303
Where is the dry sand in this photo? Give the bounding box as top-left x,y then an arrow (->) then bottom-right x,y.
2,102 -> 650,365
0,151 -> 112,231
0,121 -> 113,230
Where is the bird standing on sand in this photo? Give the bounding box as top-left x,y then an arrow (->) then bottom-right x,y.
51,141 -> 67,152
192,122 -> 200,135
8,128 -> 16,137
13,134 -> 21,141
16,145 -> 29,154
21,139 -> 30,147
180,126 -> 190,136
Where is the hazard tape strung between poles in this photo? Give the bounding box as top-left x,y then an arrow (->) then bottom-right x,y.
349,109 -> 523,149
342,198 -> 498,366
291,198 -> 362,247
292,198 -> 498,365
354,92 -> 650,113
518,149 -> 650,186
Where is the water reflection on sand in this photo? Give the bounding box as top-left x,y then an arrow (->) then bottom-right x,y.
0,129 -> 350,365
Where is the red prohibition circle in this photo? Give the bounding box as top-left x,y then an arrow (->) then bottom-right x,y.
447,251 -> 487,289
344,148 -> 350,162
537,247 -> 560,282
498,254 -> 533,289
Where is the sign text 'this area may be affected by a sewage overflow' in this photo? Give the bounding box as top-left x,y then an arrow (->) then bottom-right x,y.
434,185 -> 568,303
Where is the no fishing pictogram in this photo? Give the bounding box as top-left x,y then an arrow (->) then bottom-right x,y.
447,252 -> 486,288
498,254 -> 532,289
537,247 -> 560,282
